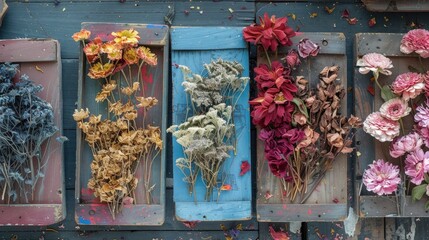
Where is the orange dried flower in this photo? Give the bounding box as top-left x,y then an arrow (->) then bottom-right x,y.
73,108 -> 90,121
123,48 -> 139,65
136,96 -> 158,109
88,62 -> 115,79
72,29 -> 91,41
83,42 -> 101,56
112,29 -> 140,46
136,46 -> 157,66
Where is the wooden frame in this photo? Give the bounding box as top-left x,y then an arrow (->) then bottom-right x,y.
256,33 -> 349,222
0,39 -> 65,226
362,0 -> 429,12
170,26 -> 252,221
75,22 -> 168,225
355,33 -> 429,217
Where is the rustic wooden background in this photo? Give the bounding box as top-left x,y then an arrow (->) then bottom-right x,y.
1,0 -> 429,239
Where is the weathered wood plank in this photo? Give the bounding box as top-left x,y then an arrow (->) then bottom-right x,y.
0,39 -> 57,62
0,0 -> 7,27
0,39 -> 65,226
256,32 -> 348,222
171,26 -> 251,221
355,33 -> 429,217
62,59 -> 79,130
75,23 -> 168,225
363,0 -> 429,12
258,222 -> 302,240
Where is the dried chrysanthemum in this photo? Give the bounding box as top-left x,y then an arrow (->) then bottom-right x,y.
73,108 -> 90,121
136,96 -> 158,109
112,29 -> 140,46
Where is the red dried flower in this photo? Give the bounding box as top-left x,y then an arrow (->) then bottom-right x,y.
243,13 -> 296,51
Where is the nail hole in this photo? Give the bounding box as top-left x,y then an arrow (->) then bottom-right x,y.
89,210 -> 95,215
322,39 -> 328,46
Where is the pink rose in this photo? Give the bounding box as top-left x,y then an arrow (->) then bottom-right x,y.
400,29 -> 429,58
379,98 -> 411,121
363,159 -> 401,196
356,53 -> 393,76
391,72 -> 425,100
390,132 -> 423,158
405,149 -> 429,185
363,112 -> 400,142
297,38 -> 320,58
282,49 -> 301,68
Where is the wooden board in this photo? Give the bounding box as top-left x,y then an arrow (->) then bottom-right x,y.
75,23 -> 168,225
256,32 -> 349,222
0,39 -> 65,226
362,0 -> 429,12
354,33 -> 429,217
0,0 -> 7,27
171,26 -> 251,221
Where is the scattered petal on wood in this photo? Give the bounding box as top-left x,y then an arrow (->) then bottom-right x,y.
332,198 -> 339,203
56,136 -> 69,143
35,65 -> 44,73
269,226 -> 290,240
384,16 -> 389,22
309,12 -> 318,18
265,191 -> 273,200
367,85 -> 375,96
356,151 -> 361,157
341,9 -> 350,18
347,18 -> 358,25
184,10 -> 189,15
122,196 -> 134,205
239,160 -> 250,176
368,17 -> 376,27
221,184 -> 232,191
288,13 -> 296,21
183,221 -> 200,229
324,5 -> 335,14
228,8 -> 234,13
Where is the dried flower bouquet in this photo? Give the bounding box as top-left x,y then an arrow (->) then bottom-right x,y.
168,59 -> 249,201
72,29 -> 162,219
0,63 -> 58,203
244,13 -> 362,203
359,29 -> 429,213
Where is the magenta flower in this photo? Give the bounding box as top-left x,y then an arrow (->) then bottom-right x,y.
282,49 -> 301,68
390,132 -> 423,158
418,127 -> 429,148
415,99 -> 429,128
400,29 -> 429,58
363,112 -> 400,142
356,53 -> 393,76
363,159 -> 401,195
297,38 -> 320,58
379,98 -> 411,121
391,72 -> 425,100
405,149 -> 429,185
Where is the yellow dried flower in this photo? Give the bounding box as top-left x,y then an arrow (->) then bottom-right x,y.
124,110 -> 138,120
112,29 -> 140,46
89,114 -> 102,124
123,47 -> 139,65
121,87 -> 135,96
132,82 -> 140,91
136,46 -> 157,66
95,92 -> 108,102
73,108 -> 90,121
136,96 -> 158,109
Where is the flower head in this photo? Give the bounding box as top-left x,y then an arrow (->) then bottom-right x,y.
123,48 -> 139,65
357,53 -> 393,76
112,29 -> 140,46
282,49 -> 301,68
137,46 -> 157,66
72,29 -> 91,41
379,98 -> 411,121
243,13 -> 296,51
390,132 -> 423,158
88,62 -> 115,79
363,112 -> 400,142
400,29 -> 429,58
297,38 -> 320,58
391,72 -> 424,100
73,108 -> 90,121
405,149 -> 429,185
363,159 -> 400,195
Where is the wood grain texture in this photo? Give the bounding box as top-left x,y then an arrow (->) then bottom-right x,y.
363,0 -> 429,12
256,32 -> 349,222
75,23 -> 168,225
355,33 -> 429,218
171,26 -> 251,221
0,39 -> 65,226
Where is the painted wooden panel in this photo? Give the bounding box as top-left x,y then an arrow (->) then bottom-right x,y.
0,39 -> 65,226
75,23 -> 168,225
256,33 -> 349,222
0,0 -> 6,27
355,33 -> 429,217
363,0 -> 429,12
171,27 -> 251,221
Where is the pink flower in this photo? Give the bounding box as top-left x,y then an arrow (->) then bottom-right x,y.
356,53 -> 393,76
243,13 -> 296,51
391,72 -> 425,100
405,149 -> 429,185
363,112 -> 400,142
297,38 -> 320,58
418,127 -> 429,147
363,159 -> 401,195
415,99 -> 429,128
400,29 -> 429,58
379,98 -> 411,121
390,132 -> 423,158
282,49 -> 301,68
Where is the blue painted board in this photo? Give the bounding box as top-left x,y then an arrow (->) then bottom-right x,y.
171,27 -> 251,221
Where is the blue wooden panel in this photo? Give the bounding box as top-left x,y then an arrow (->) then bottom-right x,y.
171,27 -> 246,50
171,26 -> 251,221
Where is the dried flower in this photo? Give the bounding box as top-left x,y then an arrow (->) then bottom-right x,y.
390,132 -> 424,158
123,47 -> 139,65
363,112 -> 400,142
137,46 -> 157,66
72,29 -> 91,41
356,53 -> 393,76
415,99 -> 429,128
243,13 -> 296,51
296,126 -> 319,149
297,38 -> 320,58
88,62 -> 115,79
282,49 -> 301,68
136,96 -> 158,109
112,29 -> 140,46
400,29 -> 429,58
73,108 -> 90,121
363,159 -> 401,195
379,98 -> 411,121
405,149 -> 429,185
391,72 -> 425,100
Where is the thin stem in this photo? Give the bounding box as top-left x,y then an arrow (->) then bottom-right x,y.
263,47 -> 272,66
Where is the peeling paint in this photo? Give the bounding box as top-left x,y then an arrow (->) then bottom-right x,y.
54,205 -> 63,222
344,207 -> 358,237
406,218 -> 416,240
289,221 -> 301,234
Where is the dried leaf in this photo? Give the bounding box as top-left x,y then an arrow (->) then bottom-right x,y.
221,184 -> 232,191
35,65 -> 44,73
265,191 -> 273,200
309,12 -> 318,18
269,226 -> 290,240
347,18 -> 358,25
183,221 -> 200,229
368,17 -> 376,27
324,5 -> 335,14
239,160 -> 250,176
341,9 -> 350,18
288,13 -> 296,21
